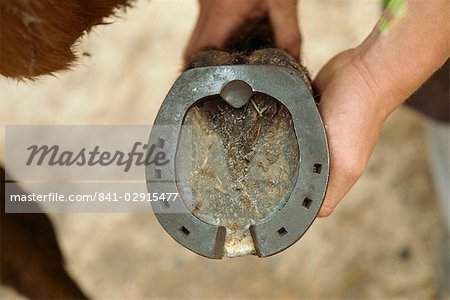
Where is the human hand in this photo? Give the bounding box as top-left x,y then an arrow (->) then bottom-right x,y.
313,49 -> 387,217
313,0 -> 449,217
184,0 -> 301,61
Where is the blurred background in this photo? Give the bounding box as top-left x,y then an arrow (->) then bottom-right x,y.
1,0 -> 448,298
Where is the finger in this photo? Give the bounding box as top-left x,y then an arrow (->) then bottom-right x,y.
316,95 -> 369,218
267,0 -> 301,59
184,15 -> 238,61
317,130 -> 361,217
315,96 -> 376,217
317,162 -> 358,217
184,0 -> 264,61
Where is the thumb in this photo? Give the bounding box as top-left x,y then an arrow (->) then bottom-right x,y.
267,0 -> 301,59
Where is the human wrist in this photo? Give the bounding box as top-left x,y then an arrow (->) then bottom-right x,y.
353,0 -> 449,119
336,46 -> 392,124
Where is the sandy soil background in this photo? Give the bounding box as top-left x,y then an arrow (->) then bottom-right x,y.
1,0 -> 448,299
